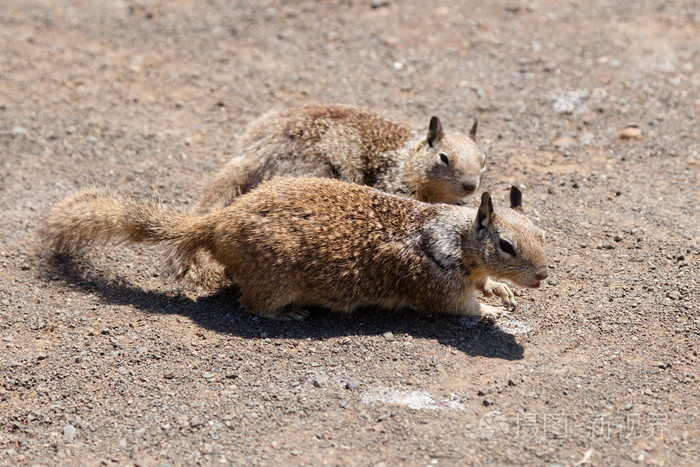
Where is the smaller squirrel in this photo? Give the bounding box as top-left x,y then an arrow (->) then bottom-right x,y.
44,178 -> 548,321
198,104 -> 485,212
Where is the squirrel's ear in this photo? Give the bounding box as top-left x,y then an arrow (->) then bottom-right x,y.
469,120 -> 478,141
476,191 -> 494,232
427,116 -> 444,147
510,186 -> 523,212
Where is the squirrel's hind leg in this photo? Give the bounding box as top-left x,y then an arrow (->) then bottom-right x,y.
239,289 -> 310,321
276,307 -> 311,321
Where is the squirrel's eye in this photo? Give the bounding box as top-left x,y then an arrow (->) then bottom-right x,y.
439,153 -> 449,165
499,239 -> 516,257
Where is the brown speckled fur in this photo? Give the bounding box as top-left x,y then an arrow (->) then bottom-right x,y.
198,104 -> 486,212
44,178 -> 547,321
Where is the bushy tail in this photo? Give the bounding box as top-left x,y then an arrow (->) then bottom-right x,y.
43,189 -> 213,279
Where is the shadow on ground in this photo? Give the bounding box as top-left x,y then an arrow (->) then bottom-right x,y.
41,254 -> 524,361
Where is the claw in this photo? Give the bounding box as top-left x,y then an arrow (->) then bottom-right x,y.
481,279 -> 517,311
279,307 -> 310,321
479,304 -> 507,321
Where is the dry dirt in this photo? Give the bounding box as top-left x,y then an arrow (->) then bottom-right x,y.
1,0 -> 699,465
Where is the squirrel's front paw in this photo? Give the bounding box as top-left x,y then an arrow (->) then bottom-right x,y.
479,304 -> 507,322
481,279 -> 517,311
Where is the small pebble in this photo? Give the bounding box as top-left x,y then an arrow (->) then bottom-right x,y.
666,291 -> 681,300
313,376 -> 328,388
137,347 -> 147,355
552,136 -> 576,148
483,398 -> 494,407
74,356 -> 83,364
202,372 -> 215,380
547,278 -> 559,286
346,379 -> 361,390
63,424 -> 77,439
12,126 -> 27,136
382,331 -> 394,341
620,126 -> 642,139
189,417 -> 204,428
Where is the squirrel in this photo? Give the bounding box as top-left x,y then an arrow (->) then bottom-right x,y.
198,104 -> 486,212
44,177 -> 548,321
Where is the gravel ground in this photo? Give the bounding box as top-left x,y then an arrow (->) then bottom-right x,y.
1,0 -> 698,465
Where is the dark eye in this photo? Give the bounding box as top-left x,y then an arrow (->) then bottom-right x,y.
439,153 -> 449,165
499,239 -> 516,256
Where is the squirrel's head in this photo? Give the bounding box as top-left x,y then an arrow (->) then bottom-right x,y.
471,187 -> 549,288
419,116 -> 486,204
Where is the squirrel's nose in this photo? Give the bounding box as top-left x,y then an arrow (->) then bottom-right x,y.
535,269 -> 549,281
462,181 -> 477,195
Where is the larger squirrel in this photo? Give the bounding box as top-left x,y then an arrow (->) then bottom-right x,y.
198,104 -> 485,212
45,178 -> 548,321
